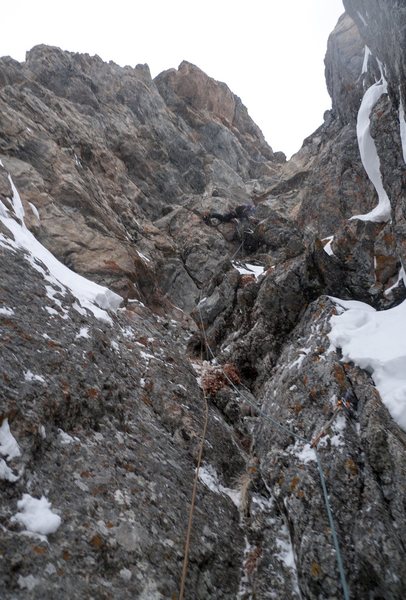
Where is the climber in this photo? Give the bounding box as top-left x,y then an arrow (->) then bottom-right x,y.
203,203 -> 256,226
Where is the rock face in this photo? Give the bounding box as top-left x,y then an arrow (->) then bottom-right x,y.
1,1 -> 406,598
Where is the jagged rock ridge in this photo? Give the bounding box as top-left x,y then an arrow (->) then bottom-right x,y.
1,1 -> 406,598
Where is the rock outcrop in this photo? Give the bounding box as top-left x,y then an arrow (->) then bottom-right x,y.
1,1 -> 406,598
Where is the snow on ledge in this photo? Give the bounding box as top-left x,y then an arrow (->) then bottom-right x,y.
0,162 -> 122,322
329,296 -> 406,431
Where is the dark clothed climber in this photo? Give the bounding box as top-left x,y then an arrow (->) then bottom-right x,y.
204,203 -> 260,254
203,204 -> 256,225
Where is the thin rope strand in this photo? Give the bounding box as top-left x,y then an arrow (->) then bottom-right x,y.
315,450 -> 350,600
178,392 -> 209,600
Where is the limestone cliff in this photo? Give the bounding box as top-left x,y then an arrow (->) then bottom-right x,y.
1,1 -> 406,599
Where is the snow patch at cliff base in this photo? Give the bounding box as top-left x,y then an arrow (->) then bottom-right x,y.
329,297 -> 406,430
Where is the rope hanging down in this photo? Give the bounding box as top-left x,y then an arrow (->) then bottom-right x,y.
178,391 -> 209,600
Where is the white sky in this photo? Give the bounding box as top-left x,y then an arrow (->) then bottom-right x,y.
1,0 -> 344,158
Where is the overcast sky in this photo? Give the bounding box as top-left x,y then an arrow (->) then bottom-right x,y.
1,0 -> 344,157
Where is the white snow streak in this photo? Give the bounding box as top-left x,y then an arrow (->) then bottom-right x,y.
351,79 -> 391,222
0,165 -> 122,322
357,11 -> 367,27
75,326 -> 90,339
399,95 -> 406,165
361,46 -> 371,75
136,250 -> 151,263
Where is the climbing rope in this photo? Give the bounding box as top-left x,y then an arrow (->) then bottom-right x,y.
178,389 -> 209,600
178,300 -> 210,600
315,450 -> 350,600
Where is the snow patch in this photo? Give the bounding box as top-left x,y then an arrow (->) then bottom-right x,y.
329,297 -> 406,430
276,526 -> 296,570
274,523 -> 301,596
24,370 -> 45,383
75,326 -> 90,339
232,261 -> 265,279
18,575 -> 40,591
58,429 -> 80,445
12,494 -> 61,535
28,202 -> 40,221
294,442 -> 317,464
198,464 -> 241,508
0,306 -> 14,316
